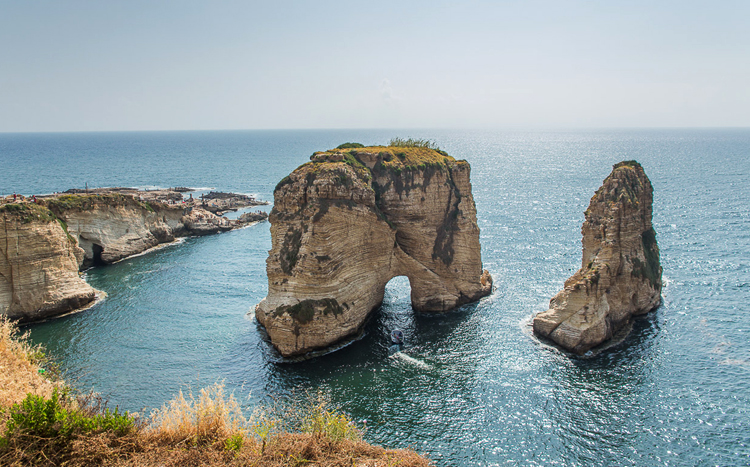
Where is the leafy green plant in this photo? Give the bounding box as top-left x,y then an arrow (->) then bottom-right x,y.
0,388 -> 135,464
224,432 -> 244,453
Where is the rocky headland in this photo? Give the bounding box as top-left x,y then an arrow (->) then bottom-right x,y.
532,161 -> 662,354
0,203 -> 97,322
256,143 -> 492,357
1,189 -> 268,322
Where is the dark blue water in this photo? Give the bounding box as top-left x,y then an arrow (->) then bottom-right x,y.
2,129 -> 749,466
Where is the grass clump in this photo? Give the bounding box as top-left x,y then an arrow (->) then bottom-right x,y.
300,398 -> 361,442
149,383 -> 246,448
335,142 -> 364,149
2,389 -> 134,442
388,137 -> 441,151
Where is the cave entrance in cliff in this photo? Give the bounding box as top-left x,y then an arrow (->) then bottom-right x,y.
91,243 -> 106,267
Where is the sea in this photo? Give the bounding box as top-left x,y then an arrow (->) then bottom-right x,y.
1,129 -> 749,466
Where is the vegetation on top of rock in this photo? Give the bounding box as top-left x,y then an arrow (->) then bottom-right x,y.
45,194 -> 155,214
592,160 -> 651,209
335,142 -> 364,149
613,160 -> 642,169
0,203 -> 56,224
388,137 -> 440,150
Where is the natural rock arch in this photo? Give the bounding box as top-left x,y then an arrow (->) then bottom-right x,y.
255,145 -> 492,357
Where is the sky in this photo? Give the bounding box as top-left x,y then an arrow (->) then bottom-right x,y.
1,0 -> 748,132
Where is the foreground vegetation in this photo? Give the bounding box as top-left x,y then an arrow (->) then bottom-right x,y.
0,318 -> 430,466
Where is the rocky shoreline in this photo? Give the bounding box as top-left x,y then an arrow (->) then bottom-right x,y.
0,188 -> 268,322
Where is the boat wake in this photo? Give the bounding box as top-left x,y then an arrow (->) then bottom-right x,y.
391,352 -> 432,369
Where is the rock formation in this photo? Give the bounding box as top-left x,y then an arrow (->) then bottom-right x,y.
1,192 -> 268,321
256,145 -> 492,357
1,203 -> 97,322
532,161 -> 662,354
46,194 -> 186,267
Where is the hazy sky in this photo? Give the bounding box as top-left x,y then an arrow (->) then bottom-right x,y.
1,1 -> 748,132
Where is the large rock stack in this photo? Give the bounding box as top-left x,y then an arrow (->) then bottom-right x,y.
533,161 -> 662,354
256,146 -> 492,357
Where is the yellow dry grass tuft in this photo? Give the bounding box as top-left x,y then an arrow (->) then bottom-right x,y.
0,317 -> 57,410
147,383 -> 247,448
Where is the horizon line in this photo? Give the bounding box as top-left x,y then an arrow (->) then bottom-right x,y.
1,125 -> 749,135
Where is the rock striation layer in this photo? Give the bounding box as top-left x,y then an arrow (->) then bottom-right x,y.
256,145 -> 492,357
532,161 -> 662,354
0,203 -> 97,322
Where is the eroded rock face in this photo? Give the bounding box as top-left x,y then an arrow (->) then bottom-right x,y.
0,192 -> 267,322
0,204 -> 97,322
256,146 -> 492,357
532,161 -> 662,354
45,195 -> 188,267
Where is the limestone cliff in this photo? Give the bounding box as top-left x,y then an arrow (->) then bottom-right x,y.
46,194 -> 186,267
256,145 -> 492,357
532,161 -> 662,354
1,192 -> 267,322
0,203 -> 97,322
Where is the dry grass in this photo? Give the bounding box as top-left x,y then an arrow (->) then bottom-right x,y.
1,318 -> 431,466
0,317 -> 57,410
147,383 -> 247,447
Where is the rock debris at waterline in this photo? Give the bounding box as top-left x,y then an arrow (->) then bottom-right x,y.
256,145 -> 492,358
533,161 -> 662,354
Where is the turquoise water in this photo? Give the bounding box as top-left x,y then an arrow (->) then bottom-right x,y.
2,129 -> 749,466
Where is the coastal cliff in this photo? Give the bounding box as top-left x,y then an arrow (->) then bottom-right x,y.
532,161 -> 662,354
0,203 -> 97,322
256,144 -> 492,357
46,194 -> 185,267
1,192 -> 267,321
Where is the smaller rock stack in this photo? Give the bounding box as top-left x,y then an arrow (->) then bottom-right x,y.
533,161 -> 662,354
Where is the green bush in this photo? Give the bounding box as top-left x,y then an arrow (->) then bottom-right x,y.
224,432 -> 244,452
336,142 -> 364,149
1,389 -> 135,445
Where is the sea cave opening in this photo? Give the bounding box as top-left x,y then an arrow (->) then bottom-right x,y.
91,243 -> 106,267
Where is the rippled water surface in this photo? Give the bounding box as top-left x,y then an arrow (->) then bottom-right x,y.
2,129 -> 749,466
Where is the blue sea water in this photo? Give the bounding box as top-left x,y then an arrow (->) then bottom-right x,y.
2,129 -> 749,466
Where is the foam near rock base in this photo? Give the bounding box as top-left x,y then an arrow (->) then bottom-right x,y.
256,145 -> 492,358
532,161 -> 662,355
